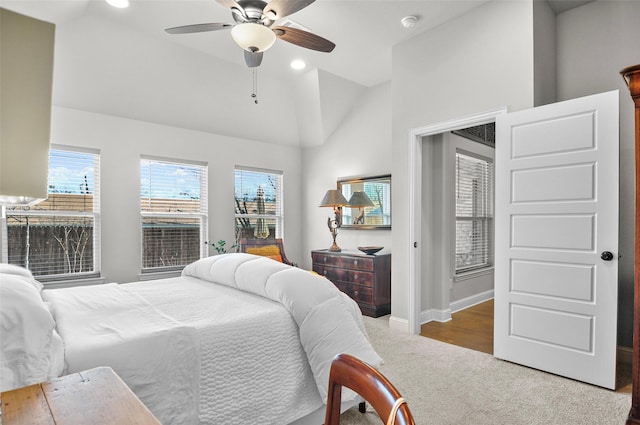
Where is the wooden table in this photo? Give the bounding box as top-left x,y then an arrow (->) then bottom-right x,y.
1,367 -> 160,425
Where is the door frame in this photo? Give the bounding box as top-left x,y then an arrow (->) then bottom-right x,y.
407,107 -> 506,334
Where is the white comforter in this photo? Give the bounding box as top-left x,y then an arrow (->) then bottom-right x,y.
127,274 -> 322,425
42,283 -> 201,425
41,253 -> 382,425
182,253 -> 383,402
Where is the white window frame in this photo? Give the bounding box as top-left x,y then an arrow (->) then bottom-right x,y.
140,155 -> 208,274
2,145 -> 101,281
454,149 -> 494,276
234,166 -> 284,240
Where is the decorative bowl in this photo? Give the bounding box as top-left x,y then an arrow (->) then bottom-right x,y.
358,246 -> 383,255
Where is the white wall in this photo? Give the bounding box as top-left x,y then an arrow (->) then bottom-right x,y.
46,106 -> 302,283
391,0 -> 536,324
533,0 -> 556,106
51,10 -> 301,147
387,0 -> 639,343
300,82 -> 391,270
555,0 -> 640,346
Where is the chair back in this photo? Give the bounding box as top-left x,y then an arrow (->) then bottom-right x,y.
324,354 -> 415,425
237,238 -> 295,266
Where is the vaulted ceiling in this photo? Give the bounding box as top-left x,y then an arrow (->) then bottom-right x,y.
2,0 -> 593,146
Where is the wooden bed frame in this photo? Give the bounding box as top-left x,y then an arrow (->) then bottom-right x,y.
622,63 -> 640,425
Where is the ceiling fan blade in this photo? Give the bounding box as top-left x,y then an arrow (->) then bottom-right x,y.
263,0 -> 315,20
244,50 -> 263,68
273,26 -> 335,53
165,23 -> 234,35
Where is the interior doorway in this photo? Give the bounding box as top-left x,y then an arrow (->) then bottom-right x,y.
420,299 -> 494,355
407,108 -> 505,334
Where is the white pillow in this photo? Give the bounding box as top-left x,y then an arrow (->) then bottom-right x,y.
0,273 -> 56,391
0,264 -> 33,278
0,264 -> 42,292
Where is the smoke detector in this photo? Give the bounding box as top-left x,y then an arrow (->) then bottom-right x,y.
401,16 -> 417,29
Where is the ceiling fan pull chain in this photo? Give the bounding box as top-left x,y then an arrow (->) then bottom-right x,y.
251,68 -> 258,104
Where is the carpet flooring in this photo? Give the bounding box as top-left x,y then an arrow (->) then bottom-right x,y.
339,315 -> 631,425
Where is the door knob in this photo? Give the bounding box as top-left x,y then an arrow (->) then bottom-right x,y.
601,251 -> 614,261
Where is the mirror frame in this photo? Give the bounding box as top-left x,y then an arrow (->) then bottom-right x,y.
337,174 -> 391,230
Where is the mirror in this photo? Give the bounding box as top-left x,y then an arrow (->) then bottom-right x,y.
338,174 -> 391,229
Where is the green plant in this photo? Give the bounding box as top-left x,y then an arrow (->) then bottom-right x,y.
211,239 -> 237,254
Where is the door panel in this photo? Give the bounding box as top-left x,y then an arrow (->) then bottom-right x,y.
494,90 -> 619,389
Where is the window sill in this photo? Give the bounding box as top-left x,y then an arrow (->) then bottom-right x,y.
42,276 -> 106,289
454,267 -> 494,282
138,270 -> 182,281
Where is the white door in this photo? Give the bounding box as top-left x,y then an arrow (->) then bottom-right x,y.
494,90 -> 619,389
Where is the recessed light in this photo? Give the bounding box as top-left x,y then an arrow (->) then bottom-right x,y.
106,0 -> 130,8
290,59 -> 306,70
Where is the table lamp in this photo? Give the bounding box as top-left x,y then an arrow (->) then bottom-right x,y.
319,189 -> 349,251
347,191 -> 374,225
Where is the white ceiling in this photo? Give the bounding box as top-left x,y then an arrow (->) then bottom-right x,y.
2,0 -> 594,146
4,0 -> 594,87
2,0 -> 508,87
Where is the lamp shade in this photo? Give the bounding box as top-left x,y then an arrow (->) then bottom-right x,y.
319,189 -> 349,207
0,9 -> 53,206
348,191 -> 374,207
231,23 -> 276,52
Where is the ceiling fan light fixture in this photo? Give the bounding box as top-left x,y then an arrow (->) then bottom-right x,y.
105,0 -> 129,8
231,23 -> 276,52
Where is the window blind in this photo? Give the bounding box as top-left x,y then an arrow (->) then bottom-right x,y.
455,151 -> 494,273
234,167 -> 283,240
4,146 -> 101,279
140,157 -> 208,272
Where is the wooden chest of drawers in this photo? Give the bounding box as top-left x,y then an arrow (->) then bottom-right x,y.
312,249 -> 391,317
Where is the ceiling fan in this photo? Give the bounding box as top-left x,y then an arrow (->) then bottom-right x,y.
165,0 -> 336,68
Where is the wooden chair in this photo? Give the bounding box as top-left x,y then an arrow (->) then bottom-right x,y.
324,354 -> 415,425
238,238 -> 296,266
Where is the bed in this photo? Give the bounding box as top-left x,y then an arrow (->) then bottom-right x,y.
0,253 -> 383,425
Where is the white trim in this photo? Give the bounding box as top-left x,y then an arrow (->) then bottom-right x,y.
408,108 -> 506,335
407,130 -> 422,334
454,266 -> 494,282
450,289 -> 494,314
418,290 -> 495,325
51,143 -> 100,155
140,154 -> 208,167
388,315 -> 409,332
42,276 -> 105,289
138,270 -> 182,281
420,308 -> 452,324
235,164 -> 284,175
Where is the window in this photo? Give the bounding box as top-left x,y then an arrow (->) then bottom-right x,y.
140,156 -> 208,272
3,146 -> 100,280
455,151 -> 493,274
234,167 -> 283,241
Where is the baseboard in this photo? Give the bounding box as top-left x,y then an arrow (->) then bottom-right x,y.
619,345 -> 633,366
450,289 -> 494,314
388,315 -> 409,332
418,289 -> 495,325
420,308 -> 452,324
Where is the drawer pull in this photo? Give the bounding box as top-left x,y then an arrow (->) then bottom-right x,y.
323,271 -> 327,275
354,260 -> 358,266
354,274 -> 358,280
353,290 -> 359,296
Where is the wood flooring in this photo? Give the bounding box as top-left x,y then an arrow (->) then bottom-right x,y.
420,299 -> 632,393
